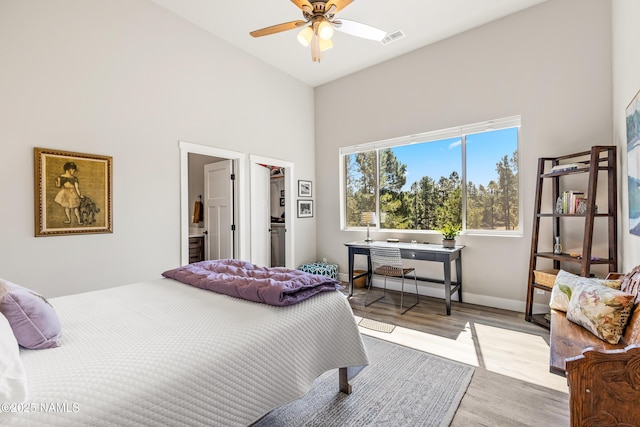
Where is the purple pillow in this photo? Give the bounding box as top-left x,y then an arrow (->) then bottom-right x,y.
0,279 -> 61,349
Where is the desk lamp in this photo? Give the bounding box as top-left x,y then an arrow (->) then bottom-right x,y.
361,212 -> 378,242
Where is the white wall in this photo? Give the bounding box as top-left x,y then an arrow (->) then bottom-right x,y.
612,1 -> 640,273
0,0 -> 316,297
314,0 -> 613,311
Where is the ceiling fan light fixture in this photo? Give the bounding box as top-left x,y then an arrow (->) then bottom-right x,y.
319,38 -> 333,51
297,26 -> 314,47
249,0 -> 384,63
317,19 -> 334,40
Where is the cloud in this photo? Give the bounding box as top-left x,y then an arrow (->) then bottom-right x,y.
449,139 -> 462,149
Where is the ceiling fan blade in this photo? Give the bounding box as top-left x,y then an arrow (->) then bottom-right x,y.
333,19 -> 386,41
290,0 -> 313,11
326,0 -> 354,14
250,20 -> 307,38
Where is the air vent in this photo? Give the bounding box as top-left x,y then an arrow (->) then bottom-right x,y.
381,30 -> 405,46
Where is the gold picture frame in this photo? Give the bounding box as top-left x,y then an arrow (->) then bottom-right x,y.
34,147 -> 112,236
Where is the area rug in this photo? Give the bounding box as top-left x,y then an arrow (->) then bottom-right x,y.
358,317 -> 396,333
253,335 -> 474,427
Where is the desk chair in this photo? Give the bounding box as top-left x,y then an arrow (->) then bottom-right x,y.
365,246 -> 419,314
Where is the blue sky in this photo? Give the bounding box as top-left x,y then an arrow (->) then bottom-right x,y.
392,128 -> 518,191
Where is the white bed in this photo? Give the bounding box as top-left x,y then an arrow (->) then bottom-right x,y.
3,278 -> 369,426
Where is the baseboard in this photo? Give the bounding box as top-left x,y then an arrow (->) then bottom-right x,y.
340,272 -> 543,314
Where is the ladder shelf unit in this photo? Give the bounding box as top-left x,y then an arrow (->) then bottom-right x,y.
525,146 -> 618,329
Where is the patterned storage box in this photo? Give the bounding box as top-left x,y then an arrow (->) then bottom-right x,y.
298,262 -> 338,280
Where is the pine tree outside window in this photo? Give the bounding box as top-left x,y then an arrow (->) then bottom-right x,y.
340,117 -> 521,235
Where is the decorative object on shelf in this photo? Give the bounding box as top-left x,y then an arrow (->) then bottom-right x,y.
34,147 -> 112,237
298,180 -> 312,197
438,223 -> 460,248
555,197 -> 563,214
625,89 -> 640,237
297,200 -> 313,218
360,212 -> 377,242
553,236 -> 562,254
576,198 -> 588,214
568,249 -> 582,258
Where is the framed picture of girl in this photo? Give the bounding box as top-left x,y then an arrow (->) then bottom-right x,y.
34,147 -> 113,236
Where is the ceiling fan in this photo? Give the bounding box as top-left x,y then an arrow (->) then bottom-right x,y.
249,0 -> 387,63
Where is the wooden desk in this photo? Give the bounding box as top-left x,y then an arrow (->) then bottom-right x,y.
345,241 -> 464,315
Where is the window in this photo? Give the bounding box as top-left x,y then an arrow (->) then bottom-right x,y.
341,117 -> 520,234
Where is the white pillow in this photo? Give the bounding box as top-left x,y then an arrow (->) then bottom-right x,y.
0,312 -> 28,403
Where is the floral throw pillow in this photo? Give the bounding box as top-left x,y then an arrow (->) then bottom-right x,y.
549,269 -> 623,312
566,281 -> 635,344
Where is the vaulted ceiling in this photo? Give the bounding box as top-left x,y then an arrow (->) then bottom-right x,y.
151,0 -> 548,87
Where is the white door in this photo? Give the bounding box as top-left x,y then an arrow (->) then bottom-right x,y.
250,163 -> 271,266
204,160 -> 234,260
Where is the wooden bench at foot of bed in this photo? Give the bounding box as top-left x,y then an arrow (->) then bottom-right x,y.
549,265 -> 640,427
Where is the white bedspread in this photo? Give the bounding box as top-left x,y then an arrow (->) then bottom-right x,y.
3,278 -> 369,426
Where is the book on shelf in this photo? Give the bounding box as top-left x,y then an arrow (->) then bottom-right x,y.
549,162 -> 583,173
555,190 -> 586,214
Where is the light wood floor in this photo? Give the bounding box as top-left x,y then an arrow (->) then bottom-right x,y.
347,287 -> 570,427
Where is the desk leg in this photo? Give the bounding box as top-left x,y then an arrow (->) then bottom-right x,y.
348,248 -> 354,297
444,260 -> 452,315
456,254 -> 462,303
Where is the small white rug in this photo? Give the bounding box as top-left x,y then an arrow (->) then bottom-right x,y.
358,317 -> 396,333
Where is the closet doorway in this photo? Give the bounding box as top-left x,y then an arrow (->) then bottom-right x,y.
249,154 -> 295,269
179,141 -> 249,266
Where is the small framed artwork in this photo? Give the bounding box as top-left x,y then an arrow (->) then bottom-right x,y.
297,200 -> 313,218
34,147 -> 113,236
280,190 -> 284,197
279,197 -> 285,206
298,180 -> 312,198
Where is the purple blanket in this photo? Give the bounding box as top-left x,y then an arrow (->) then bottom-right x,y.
162,259 -> 342,306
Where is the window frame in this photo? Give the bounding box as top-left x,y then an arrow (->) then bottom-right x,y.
339,116 -> 522,237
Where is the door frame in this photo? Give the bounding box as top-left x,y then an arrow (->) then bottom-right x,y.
179,141 -> 248,265
249,154 -> 295,268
